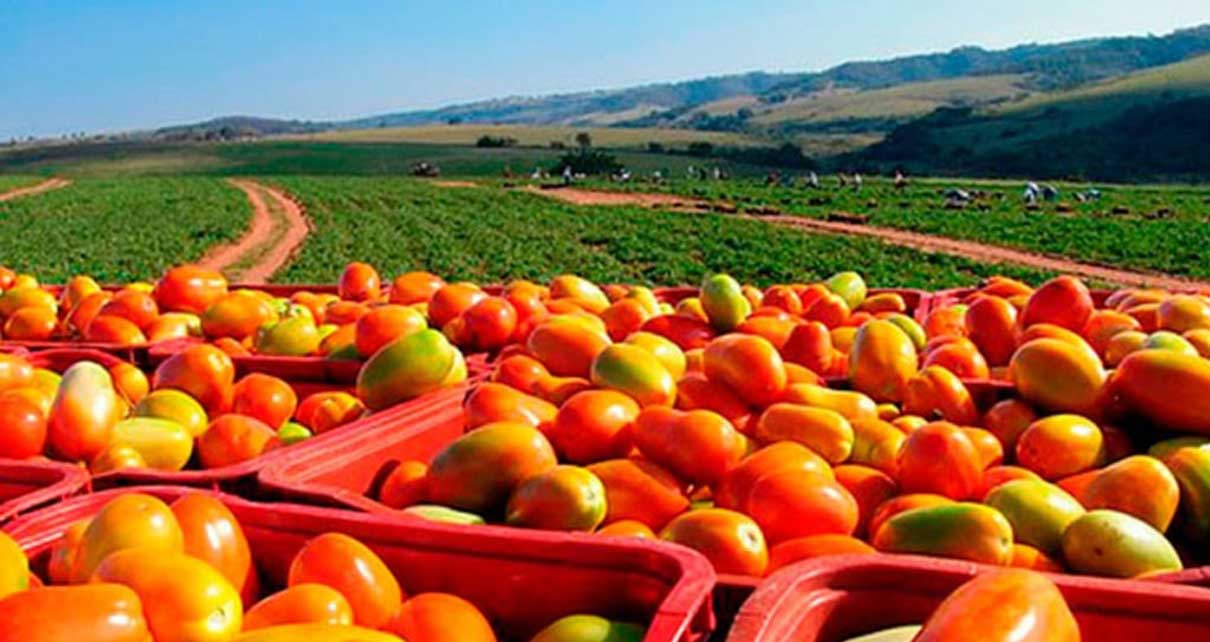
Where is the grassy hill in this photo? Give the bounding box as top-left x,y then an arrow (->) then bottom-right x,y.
859,55 -> 1210,181
288,124 -> 765,148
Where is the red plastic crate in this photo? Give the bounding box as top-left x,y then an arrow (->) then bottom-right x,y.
727,554 -> 1210,642
3,486 -> 716,642
23,348 -> 482,494
0,459 -> 90,526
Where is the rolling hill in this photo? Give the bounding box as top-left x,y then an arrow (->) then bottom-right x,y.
858,54 -> 1210,181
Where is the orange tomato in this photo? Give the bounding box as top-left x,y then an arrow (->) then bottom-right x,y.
378,460 -> 428,509
526,318 -> 611,378
736,315 -> 797,350
0,584 -> 152,642
763,285 -> 804,315
1020,276 -> 1094,332
781,321 -> 833,375
633,407 -> 746,485
428,283 -> 486,328
197,414 -> 278,468
867,493 -> 954,540
982,399 -> 1038,455
152,344 -> 236,415
833,464 -> 898,537
232,373 -> 298,430
202,292 -> 278,340
675,373 -> 751,426
660,508 -> 768,577
703,334 -> 787,406
84,315 -> 147,345
338,262 -> 382,302
92,547 -> 242,642
426,421 -> 558,513
505,464 -> 607,531
74,493 -> 184,583
1009,338 -> 1105,417
747,469 -> 858,544
154,265 -> 228,314
587,457 -> 689,530
922,339 -> 990,379
848,319 -> 918,403
596,520 -> 656,539
47,519 -> 90,585
288,532 -> 403,628
388,272 -> 446,305
896,422 -> 983,500
902,365 -> 977,425
978,465 -> 1042,500
923,304 -> 968,339
754,403 -> 853,464
295,391 -> 364,434
244,584 -> 353,631
913,569 -> 1078,642
464,382 -> 557,432
109,362 -> 149,406
0,394 -> 46,458
549,390 -> 638,464
4,306 -> 57,340
324,300 -> 371,325
386,593 -> 497,642
354,305 -> 427,358
64,291 -> 112,337
172,493 -> 258,604
98,289 -> 159,331
1082,455 -> 1178,532
0,354 -> 34,393
600,298 -> 652,341
461,297 -> 519,351
803,292 -> 849,328
964,295 -> 1018,366
489,354 -> 549,394
48,361 -> 121,463
1081,309 -> 1141,358
767,534 -> 875,573
1015,415 -> 1104,480
1010,544 -> 1065,573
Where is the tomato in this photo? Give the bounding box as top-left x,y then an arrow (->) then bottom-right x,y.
0,353 -> 35,393
93,548 -> 242,642
0,394 -> 47,458
48,361 -> 121,463
232,373 -> 298,429
896,422 -> 983,500
99,289 -> 159,331
1009,338 -> 1105,417
386,593 -> 496,642
639,314 -> 716,351
244,584 -> 353,630
964,295 -> 1018,366
295,391 -> 365,434
913,570 -> 1078,642
427,421 -> 558,512
505,465 -> 608,531
4,306 -> 57,340
338,262 -> 382,302
74,493 -> 184,582
746,469 -> 858,544
288,533 -> 403,628
848,319 -> 918,403
461,297 -> 519,351
590,343 -> 676,407
675,373 -> 751,426
154,265 -> 228,314
549,390 -> 638,464
1020,276 -> 1093,332
1110,349 -> 1210,435
172,493 -> 257,603
550,275 -> 610,314
0,584 -> 151,642
356,329 -> 464,410
661,508 -> 768,576
633,406 -> 746,486
586,458 -> 689,530
153,344 -> 236,415
902,366 -> 977,425
526,317 -> 611,378
353,305 -> 427,358
464,382 -> 556,431
754,403 -> 853,464
388,271 -> 445,305
873,502 -> 1013,565
198,414 -> 279,468
428,283 -> 487,328
111,417 -> 193,471
84,315 -> 147,344
703,334 -> 787,406
767,534 -> 875,573
1016,415 -> 1104,480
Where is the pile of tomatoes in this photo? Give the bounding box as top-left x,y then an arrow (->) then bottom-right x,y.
343,271 -> 1210,584
0,491 -> 640,642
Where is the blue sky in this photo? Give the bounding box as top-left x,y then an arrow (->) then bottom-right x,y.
1,0 -> 1207,138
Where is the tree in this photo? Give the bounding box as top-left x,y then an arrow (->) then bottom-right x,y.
575,132 -> 593,149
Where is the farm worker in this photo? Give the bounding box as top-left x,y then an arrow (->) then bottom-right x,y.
853,173 -> 863,192
562,165 -> 573,185
808,171 -> 820,188
1023,182 -> 1040,204
894,170 -> 907,189
837,173 -> 848,188
1041,184 -> 1059,201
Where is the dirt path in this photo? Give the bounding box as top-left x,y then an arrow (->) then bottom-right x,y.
433,180 -> 479,188
198,179 -> 311,283
527,186 -> 1210,289
0,178 -> 71,202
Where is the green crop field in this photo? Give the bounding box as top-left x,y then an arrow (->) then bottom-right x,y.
271,176 -> 1049,288
0,177 -> 248,282
581,176 -> 1210,279
0,175 -> 42,192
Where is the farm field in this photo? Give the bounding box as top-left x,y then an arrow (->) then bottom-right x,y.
0,177 -> 249,282
578,176 -> 1210,280
272,175 -> 1049,287
0,175 -> 41,193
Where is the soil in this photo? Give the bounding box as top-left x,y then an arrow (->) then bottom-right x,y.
197,179 -> 311,284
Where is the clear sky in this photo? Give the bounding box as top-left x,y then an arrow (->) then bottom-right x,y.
2,0 -> 1207,138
